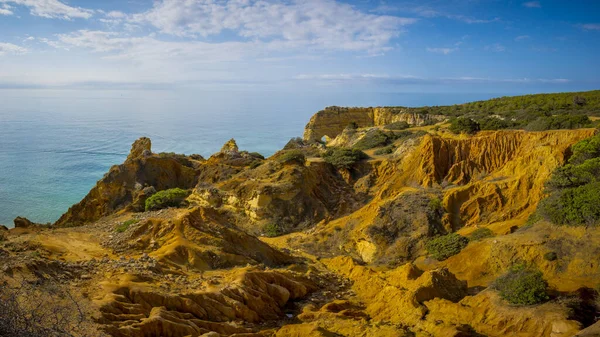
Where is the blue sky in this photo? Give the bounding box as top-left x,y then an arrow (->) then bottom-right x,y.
0,0 -> 599,93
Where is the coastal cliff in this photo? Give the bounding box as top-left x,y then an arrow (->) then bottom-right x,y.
303,106 -> 444,141
2,100 -> 600,337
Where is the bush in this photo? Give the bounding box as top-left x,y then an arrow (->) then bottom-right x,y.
115,218 -> 139,233
544,251 -> 558,261
0,281 -> 100,336
353,130 -> 391,150
426,233 -> 469,261
323,148 -> 368,169
384,121 -> 410,130
469,227 -> 494,241
479,117 -> 511,130
493,265 -> 549,305
449,118 -> 480,134
525,114 -> 591,131
277,150 -> 306,165
145,188 -> 190,211
263,223 -> 283,237
569,134 -> 600,165
538,182 -> 600,226
374,145 -> 396,155
546,158 -> 600,190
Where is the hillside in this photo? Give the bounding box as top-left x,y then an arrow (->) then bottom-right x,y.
2,91 -> 600,337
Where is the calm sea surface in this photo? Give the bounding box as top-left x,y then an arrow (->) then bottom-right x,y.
0,90 -> 505,226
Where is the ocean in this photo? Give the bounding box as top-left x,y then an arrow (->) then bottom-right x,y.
0,89 -> 505,227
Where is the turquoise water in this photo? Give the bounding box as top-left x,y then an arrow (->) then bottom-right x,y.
0,90 -> 504,226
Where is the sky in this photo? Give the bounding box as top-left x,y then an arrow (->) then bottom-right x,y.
0,0 -> 599,94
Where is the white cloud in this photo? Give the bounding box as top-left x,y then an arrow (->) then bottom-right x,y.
485,43 -> 506,52
293,73 -> 571,85
515,35 -> 531,41
426,47 -> 458,55
0,0 -> 93,19
0,42 -> 27,55
131,0 -> 417,52
407,6 -> 500,24
522,1 -> 541,8
580,24 -> 600,31
0,3 -> 12,15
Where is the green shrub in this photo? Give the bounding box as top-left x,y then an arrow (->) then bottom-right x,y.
449,118 -> 480,134
277,150 -> 306,165
546,157 -> 600,190
115,218 -> 139,233
569,134 -> 600,165
384,121 -> 410,130
263,223 -> 283,237
493,265 -> 549,305
145,188 -> 190,211
538,182 -> 600,226
479,117 -> 512,130
469,227 -> 494,241
544,252 -> 558,261
323,148 -> 368,169
249,160 -> 262,169
374,145 -> 396,155
353,130 -> 391,150
525,114 -> 591,131
426,233 -> 469,261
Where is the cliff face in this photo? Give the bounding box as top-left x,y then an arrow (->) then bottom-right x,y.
3,110 -> 600,337
303,106 -> 444,141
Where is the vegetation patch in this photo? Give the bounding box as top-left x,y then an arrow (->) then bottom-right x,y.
469,227 -> 494,241
384,121 -> 410,130
449,118 -> 481,134
145,188 -> 190,211
493,265 -> 549,305
537,134 -> 600,226
323,148 -> 368,169
263,223 -> 284,237
374,145 -> 396,155
544,251 -> 558,261
353,129 -> 392,150
426,233 -> 469,261
277,149 -> 306,165
115,218 -> 139,233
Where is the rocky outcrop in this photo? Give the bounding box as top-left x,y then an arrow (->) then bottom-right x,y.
303,106 -> 444,142
54,138 -> 199,227
98,270 -> 315,337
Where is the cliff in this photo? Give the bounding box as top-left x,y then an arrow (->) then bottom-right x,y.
303,106 -> 444,141
2,106 -> 600,337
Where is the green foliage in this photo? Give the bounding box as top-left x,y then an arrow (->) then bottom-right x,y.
493,265 -> 549,305
374,145 -> 396,155
538,134 -> 600,227
426,233 -> 469,261
428,197 -> 443,212
277,150 -> 306,165
479,117 -> 512,130
263,223 -> 283,237
525,114 -> 591,131
323,148 -> 368,169
384,121 -> 410,130
449,118 -> 480,134
115,218 -> 139,233
469,227 -> 494,241
569,133 -> 600,165
544,252 -> 558,261
145,188 -> 190,211
538,182 -> 600,226
353,130 -> 391,150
